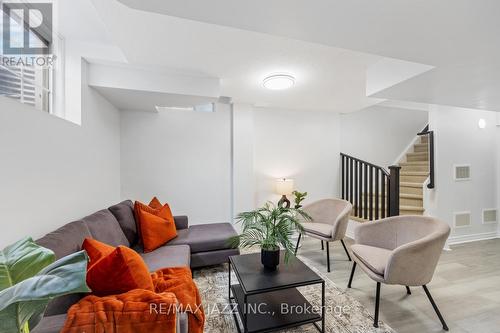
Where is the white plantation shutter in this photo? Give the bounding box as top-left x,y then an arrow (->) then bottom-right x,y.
0,2 -> 54,113
0,61 -> 50,112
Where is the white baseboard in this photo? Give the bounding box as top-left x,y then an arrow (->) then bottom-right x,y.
447,231 -> 499,246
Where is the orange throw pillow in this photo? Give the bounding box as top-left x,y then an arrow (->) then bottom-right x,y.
135,200 -> 175,223
148,196 -> 163,209
82,238 -> 115,268
134,199 -> 167,244
86,246 -> 154,296
136,208 -> 177,253
134,201 -> 175,237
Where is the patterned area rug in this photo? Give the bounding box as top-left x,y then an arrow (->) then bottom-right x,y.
193,254 -> 396,333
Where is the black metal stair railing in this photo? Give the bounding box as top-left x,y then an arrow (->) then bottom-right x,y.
341,153 -> 400,220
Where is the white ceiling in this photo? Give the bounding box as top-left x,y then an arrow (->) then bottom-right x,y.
114,0 -> 500,112
91,87 -> 217,112
57,0 -> 112,44
87,0 -> 401,112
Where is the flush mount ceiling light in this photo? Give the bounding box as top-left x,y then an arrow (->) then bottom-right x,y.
263,74 -> 295,90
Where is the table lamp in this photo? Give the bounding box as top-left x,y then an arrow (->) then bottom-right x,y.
276,178 -> 294,208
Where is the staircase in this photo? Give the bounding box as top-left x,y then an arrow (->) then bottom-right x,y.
399,135 -> 429,216
342,132 -> 431,222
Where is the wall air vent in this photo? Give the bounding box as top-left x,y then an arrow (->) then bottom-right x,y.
454,211 -> 471,228
454,164 -> 471,181
483,209 -> 497,224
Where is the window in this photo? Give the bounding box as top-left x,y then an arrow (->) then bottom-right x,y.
0,2 -> 53,113
0,60 -> 51,112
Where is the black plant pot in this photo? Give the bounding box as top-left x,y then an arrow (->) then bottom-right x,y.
261,248 -> 280,270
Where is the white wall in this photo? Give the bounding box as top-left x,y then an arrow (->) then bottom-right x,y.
121,104 -> 342,226
340,105 -> 428,167
63,41 -> 126,124
232,104 -> 255,221
120,105 -> 232,225
252,108 -> 341,206
426,106 -> 498,243
0,61 -> 121,247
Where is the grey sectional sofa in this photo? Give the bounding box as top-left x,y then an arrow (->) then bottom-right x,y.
32,200 -> 239,333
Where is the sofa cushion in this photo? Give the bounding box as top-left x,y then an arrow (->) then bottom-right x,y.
36,221 -> 94,316
191,248 -> 240,268
31,314 -> 67,333
139,244 -> 191,271
351,244 -> 392,276
81,209 -> 130,247
36,221 -> 92,260
108,200 -> 137,245
43,293 -> 86,317
173,216 -> 189,230
303,222 -> 333,238
166,223 -> 237,253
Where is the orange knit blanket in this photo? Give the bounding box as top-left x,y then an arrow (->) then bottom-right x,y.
152,267 -> 205,333
62,267 -> 205,333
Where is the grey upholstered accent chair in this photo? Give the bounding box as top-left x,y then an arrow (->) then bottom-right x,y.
348,215 -> 451,330
294,198 -> 353,272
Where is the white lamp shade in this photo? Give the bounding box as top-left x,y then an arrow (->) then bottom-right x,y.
276,178 -> 294,195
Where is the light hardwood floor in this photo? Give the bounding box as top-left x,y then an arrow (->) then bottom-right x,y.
298,236 -> 500,333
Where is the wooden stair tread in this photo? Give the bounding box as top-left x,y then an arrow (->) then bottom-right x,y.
400,171 -> 429,176
407,151 -> 428,156
400,205 -> 424,211
400,161 -> 429,165
400,193 -> 423,199
345,127 -> 430,223
400,182 -> 424,188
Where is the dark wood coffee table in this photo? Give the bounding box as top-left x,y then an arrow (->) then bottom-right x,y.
228,252 -> 325,333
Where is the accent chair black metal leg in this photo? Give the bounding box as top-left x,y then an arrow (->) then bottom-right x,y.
423,285 -> 449,331
326,241 -> 331,272
374,282 -> 381,328
321,240 -> 324,250
406,286 -> 411,295
340,239 -> 352,261
348,262 -> 356,288
294,233 -> 302,255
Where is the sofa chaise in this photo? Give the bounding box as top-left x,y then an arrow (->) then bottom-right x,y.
31,200 -> 239,333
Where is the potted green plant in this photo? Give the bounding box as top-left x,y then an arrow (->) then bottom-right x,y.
0,237 -> 90,333
230,192 -> 310,270
292,190 -> 307,209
